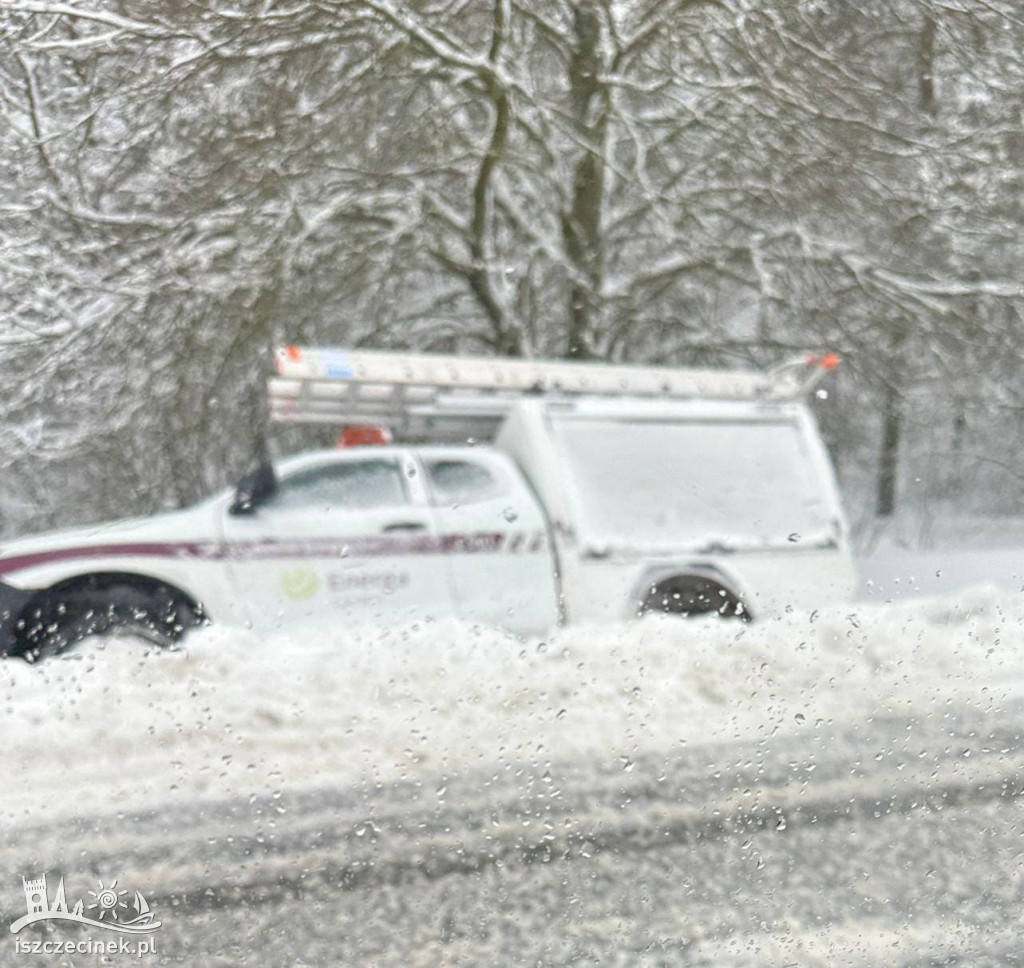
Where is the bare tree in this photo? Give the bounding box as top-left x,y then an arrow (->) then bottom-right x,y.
2,0 -> 1024,534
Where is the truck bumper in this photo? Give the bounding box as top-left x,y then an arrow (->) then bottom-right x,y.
0,581 -> 32,655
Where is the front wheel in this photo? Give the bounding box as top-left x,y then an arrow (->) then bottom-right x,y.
16,580 -> 204,661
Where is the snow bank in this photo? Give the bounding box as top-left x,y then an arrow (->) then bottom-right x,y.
1,588 -> 1021,823
856,513 -> 1024,600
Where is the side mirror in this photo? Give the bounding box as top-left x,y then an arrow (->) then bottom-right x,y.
229,462 -> 278,516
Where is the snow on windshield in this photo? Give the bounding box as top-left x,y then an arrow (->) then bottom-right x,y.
552,417 -> 835,551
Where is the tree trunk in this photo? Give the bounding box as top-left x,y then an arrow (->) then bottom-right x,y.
876,382 -> 901,517
563,0 -> 607,359
471,2 -> 517,355
874,12 -> 939,518
918,12 -> 938,117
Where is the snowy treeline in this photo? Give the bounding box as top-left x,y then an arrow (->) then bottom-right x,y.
2,0 -> 1023,536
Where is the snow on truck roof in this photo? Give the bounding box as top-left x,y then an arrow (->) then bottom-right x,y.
268,346 -> 838,439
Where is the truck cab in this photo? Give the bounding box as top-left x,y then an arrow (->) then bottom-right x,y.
220,444 -> 558,635
0,443 -> 559,658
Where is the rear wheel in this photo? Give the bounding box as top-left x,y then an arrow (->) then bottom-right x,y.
15,577 -> 204,661
639,574 -> 749,621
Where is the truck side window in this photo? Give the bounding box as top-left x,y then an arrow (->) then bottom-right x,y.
426,459 -> 502,504
274,459 -> 408,510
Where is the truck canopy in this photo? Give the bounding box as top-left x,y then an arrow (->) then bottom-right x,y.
548,404 -> 838,554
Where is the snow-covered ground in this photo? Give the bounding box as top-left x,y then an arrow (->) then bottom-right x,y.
2,588 -> 1021,827
857,513 -> 1024,600
860,546 -> 1024,600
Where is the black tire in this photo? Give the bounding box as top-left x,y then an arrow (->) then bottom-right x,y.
639,575 -> 749,621
15,579 -> 204,662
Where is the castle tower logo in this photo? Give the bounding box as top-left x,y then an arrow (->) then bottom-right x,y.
10,873 -> 160,936
22,877 -> 47,916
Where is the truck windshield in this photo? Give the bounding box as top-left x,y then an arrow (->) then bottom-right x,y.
551,415 -> 837,552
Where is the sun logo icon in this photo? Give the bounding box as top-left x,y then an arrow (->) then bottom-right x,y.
87,879 -> 128,921
281,567 -> 319,600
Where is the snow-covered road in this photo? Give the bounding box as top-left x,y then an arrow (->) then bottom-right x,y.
2,689 -> 1022,966
3,589 -> 1024,964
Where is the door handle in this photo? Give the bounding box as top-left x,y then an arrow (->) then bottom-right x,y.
382,521 -> 427,533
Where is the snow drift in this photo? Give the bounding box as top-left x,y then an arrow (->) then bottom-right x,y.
1,588 -> 1020,824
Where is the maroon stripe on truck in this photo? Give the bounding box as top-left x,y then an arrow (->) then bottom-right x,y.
0,531 -> 546,577
0,542 -> 212,576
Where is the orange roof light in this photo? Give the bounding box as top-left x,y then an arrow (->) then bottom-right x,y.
820,352 -> 841,370
336,424 -> 392,448
806,352 -> 841,370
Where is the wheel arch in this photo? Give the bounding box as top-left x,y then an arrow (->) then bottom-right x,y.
34,570 -> 206,614
632,561 -> 754,620
11,570 -> 208,657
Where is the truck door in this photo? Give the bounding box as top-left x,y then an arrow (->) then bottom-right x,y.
221,451 -> 452,631
419,449 -> 559,635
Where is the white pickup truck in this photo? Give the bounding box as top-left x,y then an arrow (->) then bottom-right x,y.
0,348 -> 857,659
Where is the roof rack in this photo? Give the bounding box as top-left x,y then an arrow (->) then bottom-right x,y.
268,346 -> 838,438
